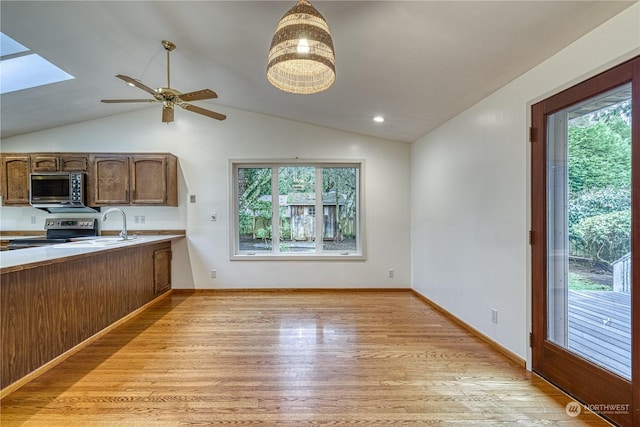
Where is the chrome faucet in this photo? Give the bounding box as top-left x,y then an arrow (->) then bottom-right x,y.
101,207 -> 128,240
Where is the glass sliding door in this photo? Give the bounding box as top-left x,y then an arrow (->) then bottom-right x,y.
546,84 -> 631,379
531,57 -> 638,427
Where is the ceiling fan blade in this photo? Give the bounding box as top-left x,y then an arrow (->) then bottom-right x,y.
101,99 -> 159,103
162,106 -> 174,123
179,89 -> 218,102
115,75 -> 159,97
181,103 -> 226,121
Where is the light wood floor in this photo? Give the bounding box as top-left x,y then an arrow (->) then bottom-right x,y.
1,290 -> 610,426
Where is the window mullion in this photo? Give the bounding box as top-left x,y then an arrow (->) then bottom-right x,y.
315,167 -> 323,253
355,166 -> 361,253
271,167 -> 280,254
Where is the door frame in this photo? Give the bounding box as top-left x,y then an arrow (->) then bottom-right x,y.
531,56 -> 639,426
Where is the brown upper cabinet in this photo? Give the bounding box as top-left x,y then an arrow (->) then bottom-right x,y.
1,153 -> 90,206
0,154 -> 30,205
88,153 -> 177,206
1,152 -> 178,207
31,153 -> 88,172
89,155 -> 130,205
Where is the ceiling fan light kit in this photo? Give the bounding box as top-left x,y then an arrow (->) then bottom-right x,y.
267,0 -> 335,95
101,40 -> 226,123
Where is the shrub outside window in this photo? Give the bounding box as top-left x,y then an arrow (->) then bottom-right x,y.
231,161 -> 363,260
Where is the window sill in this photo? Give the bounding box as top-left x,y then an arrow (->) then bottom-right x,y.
231,253 -> 365,261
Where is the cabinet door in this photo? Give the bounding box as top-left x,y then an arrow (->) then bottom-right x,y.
153,247 -> 172,294
60,155 -> 88,172
1,155 -> 30,205
130,155 -> 168,204
30,155 -> 59,172
89,155 -> 130,205
30,154 -> 88,172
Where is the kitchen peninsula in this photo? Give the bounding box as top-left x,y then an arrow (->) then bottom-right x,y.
0,233 -> 184,395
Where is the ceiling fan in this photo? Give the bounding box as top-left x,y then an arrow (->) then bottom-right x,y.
101,40 -> 226,123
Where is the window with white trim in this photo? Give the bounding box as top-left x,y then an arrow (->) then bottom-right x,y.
231,161 -> 363,259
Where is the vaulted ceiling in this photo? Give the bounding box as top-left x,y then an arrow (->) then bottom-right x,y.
0,1 -> 634,142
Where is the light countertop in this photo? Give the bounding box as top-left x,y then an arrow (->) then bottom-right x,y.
0,235 -> 42,240
1,235 -> 184,274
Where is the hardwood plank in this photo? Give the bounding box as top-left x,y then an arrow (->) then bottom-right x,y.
0,290 -> 611,426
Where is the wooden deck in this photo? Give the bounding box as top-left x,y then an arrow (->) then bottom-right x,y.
568,290 -> 631,379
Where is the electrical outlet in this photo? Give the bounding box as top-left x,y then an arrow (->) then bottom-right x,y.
210,269 -> 217,278
190,194 -> 197,203
210,212 -> 217,221
388,269 -> 395,278
140,215 -> 146,224
134,215 -> 140,224
30,216 -> 37,225
491,308 -> 498,324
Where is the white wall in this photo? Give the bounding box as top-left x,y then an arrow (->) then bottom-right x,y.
1,106 -> 411,289
411,3 -> 640,365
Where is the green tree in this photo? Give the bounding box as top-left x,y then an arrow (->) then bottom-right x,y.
568,118 -> 631,193
568,187 -> 631,230
573,210 -> 631,266
278,166 -> 315,194
238,168 -> 272,238
567,98 -> 631,266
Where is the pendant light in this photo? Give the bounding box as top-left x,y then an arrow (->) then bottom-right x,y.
267,0 -> 335,94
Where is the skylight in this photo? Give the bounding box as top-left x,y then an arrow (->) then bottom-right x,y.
0,32 -> 74,94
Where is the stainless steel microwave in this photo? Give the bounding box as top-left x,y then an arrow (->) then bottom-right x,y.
29,172 -> 87,208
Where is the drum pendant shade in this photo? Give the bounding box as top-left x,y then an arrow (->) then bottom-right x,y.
267,0 -> 335,94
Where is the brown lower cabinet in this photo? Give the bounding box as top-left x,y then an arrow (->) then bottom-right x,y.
153,246 -> 172,294
0,241 -> 172,390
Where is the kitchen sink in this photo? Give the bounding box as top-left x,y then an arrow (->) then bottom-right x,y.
53,237 -> 143,248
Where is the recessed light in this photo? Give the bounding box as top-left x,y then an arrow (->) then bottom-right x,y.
373,116 -> 384,123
